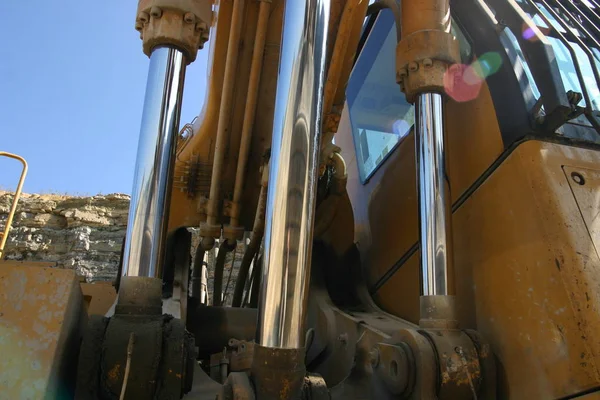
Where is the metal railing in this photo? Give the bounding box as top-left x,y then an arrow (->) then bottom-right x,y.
486,0 -> 600,134
0,152 -> 28,259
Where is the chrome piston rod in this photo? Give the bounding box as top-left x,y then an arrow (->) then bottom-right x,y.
121,46 -> 186,278
256,0 -> 330,349
415,92 -> 452,296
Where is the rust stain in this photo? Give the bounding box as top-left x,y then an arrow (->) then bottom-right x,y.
107,364 -> 121,382
279,378 -> 291,399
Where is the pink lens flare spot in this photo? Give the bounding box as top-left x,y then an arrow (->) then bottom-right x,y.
444,64 -> 483,103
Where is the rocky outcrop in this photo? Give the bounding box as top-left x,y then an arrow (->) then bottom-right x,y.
0,192 -> 129,281
0,192 -> 250,303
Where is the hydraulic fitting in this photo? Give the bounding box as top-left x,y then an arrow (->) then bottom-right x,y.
135,0 -> 212,63
396,0 -> 460,102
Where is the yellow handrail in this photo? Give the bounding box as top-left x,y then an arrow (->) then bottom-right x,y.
0,152 -> 28,259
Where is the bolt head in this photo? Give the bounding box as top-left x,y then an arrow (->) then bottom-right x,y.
184,12 -> 196,23
150,6 -> 162,18
408,62 -> 419,72
196,21 -> 208,32
423,58 -> 433,68
137,11 -> 150,23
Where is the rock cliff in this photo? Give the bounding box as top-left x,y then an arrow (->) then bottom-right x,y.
0,191 -> 129,281
0,191 -> 247,304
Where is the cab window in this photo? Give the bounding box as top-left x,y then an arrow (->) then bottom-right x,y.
346,10 -> 413,183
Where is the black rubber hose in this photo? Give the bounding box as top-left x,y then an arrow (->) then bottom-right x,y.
213,240 -> 236,306
231,236 -> 261,307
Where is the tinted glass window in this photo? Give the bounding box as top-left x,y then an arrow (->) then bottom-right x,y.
346,10 -> 414,183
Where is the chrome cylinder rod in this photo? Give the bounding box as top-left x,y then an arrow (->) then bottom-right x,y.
415,93 -> 452,296
256,0 -> 330,349
121,46 -> 186,278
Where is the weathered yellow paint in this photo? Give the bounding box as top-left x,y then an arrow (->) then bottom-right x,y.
336,80 -> 504,299
167,0 -> 357,234
375,140 -> 600,398
0,264 -> 86,398
80,281 -> 116,316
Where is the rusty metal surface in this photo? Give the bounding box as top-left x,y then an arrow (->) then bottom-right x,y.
303,374 -> 330,400
0,265 -> 86,398
229,339 -> 255,372
0,260 -> 57,268
251,345 -> 306,400
219,372 -> 256,400
421,330 -> 482,399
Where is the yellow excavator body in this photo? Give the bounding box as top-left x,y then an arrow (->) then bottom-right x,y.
2,0 -> 600,398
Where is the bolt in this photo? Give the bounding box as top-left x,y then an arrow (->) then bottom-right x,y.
184,12 -> 196,23
137,11 -> 150,23
197,21 -> 208,32
398,68 -> 408,78
408,62 -> 419,72
571,171 -> 585,185
423,58 -> 433,68
150,6 -> 162,18
369,348 -> 380,368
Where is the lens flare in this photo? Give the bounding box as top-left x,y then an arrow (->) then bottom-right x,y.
521,21 -> 550,42
444,64 -> 482,102
523,27 -> 536,40
471,52 -> 502,79
393,119 -> 411,138
444,52 -> 502,102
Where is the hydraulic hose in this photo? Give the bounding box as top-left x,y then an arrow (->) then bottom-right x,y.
232,237 -> 261,307
213,240 -> 236,306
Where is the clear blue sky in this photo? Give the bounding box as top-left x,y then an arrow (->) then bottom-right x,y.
0,1 -> 208,195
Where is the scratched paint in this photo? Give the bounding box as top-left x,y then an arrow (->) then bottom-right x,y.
0,264 -> 83,399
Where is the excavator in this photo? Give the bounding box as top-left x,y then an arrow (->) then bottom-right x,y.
1,0 -> 600,398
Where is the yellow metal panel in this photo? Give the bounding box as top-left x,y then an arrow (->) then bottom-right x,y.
0,265 -> 85,398
339,82 -> 504,289
80,282 -> 117,316
376,140 -> 600,398
563,166 -> 600,260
